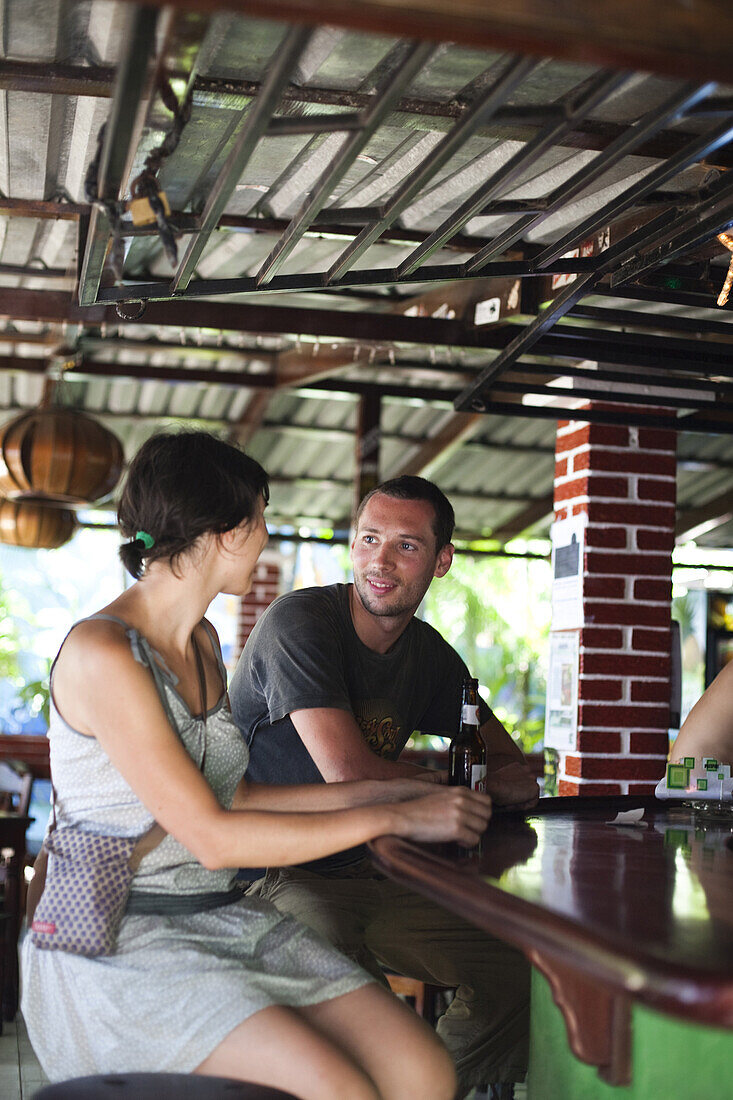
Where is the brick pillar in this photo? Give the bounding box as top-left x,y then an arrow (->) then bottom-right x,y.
235,555 -> 281,658
552,407 -> 676,796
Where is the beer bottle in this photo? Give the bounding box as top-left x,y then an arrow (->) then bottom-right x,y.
449,677 -> 487,792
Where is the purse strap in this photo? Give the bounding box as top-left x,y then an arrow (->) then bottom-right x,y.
46,783 -> 166,868
191,630 -> 207,726
129,823 -> 167,871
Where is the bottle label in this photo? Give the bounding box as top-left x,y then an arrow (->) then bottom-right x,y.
462,704 -> 480,725
471,764 -> 487,793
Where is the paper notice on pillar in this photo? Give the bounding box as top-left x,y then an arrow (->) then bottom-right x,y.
544,630 -> 579,752
550,514 -> 586,630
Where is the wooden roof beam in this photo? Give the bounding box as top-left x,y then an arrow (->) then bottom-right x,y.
230,391 -> 274,447
489,493 -> 554,539
2,59 -> 729,166
384,275 -> 531,477
118,0 -> 733,84
676,489 -> 733,541
388,412 -> 482,479
0,287 -> 511,348
273,274 -> 521,388
275,342 -> 392,387
0,195 -> 520,259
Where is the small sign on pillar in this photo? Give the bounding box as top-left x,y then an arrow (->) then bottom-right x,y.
544,516 -> 585,792
545,633 -> 580,753
549,515 -> 586,630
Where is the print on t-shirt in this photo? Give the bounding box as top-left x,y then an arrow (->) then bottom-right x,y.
354,699 -> 405,759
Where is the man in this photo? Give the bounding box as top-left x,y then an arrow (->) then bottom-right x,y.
230,476 -> 538,1096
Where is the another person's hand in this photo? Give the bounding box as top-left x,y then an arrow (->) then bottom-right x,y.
390,786 -> 492,847
373,776 -> 448,801
414,767 -> 449,784
485,762 -> 539,810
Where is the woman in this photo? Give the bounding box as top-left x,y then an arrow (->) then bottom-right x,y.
22,431 -> 492,1100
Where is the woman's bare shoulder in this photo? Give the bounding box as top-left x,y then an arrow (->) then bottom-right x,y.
51,616 -> 158,737
54,616 -> 139,677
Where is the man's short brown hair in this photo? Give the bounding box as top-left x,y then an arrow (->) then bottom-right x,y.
355,476 -> 455,551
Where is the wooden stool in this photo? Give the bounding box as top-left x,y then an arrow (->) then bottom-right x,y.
32,1074 -> 298,1099
385,972 -> 451,1025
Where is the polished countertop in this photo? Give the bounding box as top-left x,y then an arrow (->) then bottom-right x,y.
370,795 -> 733,1027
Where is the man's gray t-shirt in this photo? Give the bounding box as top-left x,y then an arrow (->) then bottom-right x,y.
229,583 -> 490,872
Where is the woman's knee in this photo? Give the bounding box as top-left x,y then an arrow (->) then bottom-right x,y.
340,983 -> 458,1100
194,1005 -> 382,1100
412,1036 -> 458,1100
334,1076 -> 381,1100
380,1024 -> 456,1100
299,1062 -> 380,1100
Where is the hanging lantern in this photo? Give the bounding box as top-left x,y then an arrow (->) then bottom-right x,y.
0,498 -> 77,549
0,407 -> 124,504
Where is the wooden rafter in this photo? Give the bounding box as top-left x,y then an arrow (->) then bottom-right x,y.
676,488 -> 733,541
384,276 -> 527,478
1,58 -> 729,167
275,343 -> 392,388
230,392 -> 273,447
388,411 -> 482,479
489,493 -> 554,540
0,288 -> 511,348
355,391 -> 382,507
119,0 -> 733,84
274,275 -> 520,389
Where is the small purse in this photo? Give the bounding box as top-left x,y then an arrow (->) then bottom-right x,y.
29,822 -> 164,956
28,626 -> 208,957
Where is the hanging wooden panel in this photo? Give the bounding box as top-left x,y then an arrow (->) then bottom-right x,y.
0,408 -> 124,504
0,499 -> 77,549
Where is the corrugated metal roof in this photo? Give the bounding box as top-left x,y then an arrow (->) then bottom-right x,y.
0,1 -> 728,548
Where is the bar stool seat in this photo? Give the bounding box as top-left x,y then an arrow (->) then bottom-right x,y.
385,971 -> 454,1025
32,1074 -> 298,1099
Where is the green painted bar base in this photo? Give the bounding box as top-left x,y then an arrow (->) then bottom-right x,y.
527,968 -> 733,1100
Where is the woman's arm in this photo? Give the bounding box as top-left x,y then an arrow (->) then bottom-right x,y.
231,775 -> 439,812
53,621 -> 491,870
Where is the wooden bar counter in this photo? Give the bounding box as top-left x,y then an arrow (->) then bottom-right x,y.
370,794 -> 733,1098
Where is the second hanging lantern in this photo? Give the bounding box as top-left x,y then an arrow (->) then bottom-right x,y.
0,498 -> 77,548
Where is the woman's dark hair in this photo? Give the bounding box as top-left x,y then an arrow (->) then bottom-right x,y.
118,431 -> 269,579
354,475 -> 455,551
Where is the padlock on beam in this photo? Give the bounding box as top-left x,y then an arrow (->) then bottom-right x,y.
128,191 -> 171,227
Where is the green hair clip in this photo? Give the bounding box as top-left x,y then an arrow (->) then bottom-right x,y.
135,530 -> 155,550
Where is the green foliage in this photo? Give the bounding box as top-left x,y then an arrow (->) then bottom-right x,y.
421,553 -> 551,754
0,577 -> 35,685
17,673 -> 51,727
671,588 -> 705,726
0,575 -> 51,728
0,529 -> 127,732
671,590 -> 696,635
